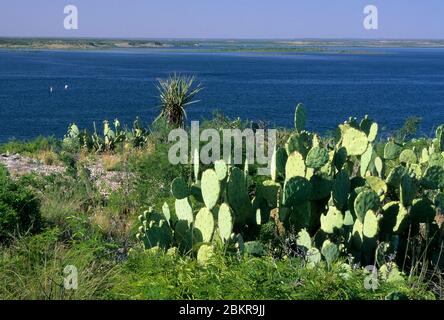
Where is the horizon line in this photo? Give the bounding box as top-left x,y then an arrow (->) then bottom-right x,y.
1,36 -> 444,41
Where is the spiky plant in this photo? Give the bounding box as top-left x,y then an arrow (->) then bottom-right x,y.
154,74 -> 203,128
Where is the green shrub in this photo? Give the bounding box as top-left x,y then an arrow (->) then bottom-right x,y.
0,165 -> 41,241
0,228 -> 117,299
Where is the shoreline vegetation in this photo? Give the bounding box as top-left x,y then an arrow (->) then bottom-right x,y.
1,76 -> 443,300
1,38 -> 444,53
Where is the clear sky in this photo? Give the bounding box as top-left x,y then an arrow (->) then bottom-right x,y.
1,0 -> 443,39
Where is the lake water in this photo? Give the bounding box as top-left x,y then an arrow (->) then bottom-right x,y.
0,48 -> 444,143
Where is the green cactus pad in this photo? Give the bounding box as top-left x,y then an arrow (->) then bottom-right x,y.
333,147 -> 348,171
367,122 -> 378,142
194,207 -> 215,243
243,241 -> 266,257
227,167 -> 251,226
283,176 -> 312,207
285,132 -> 312,158
421,165 -> 444,190
218,203 -> 234,243
386,165 -> 409,189
174,220 -> 193,252
340,125 -> 369,156
343,210 -> 355,227
275,147 -> 288,176
306,147 -> 329,169
354,190 -> 380,223
171,177 -> 190,199
410,198 -> 435,223
362,210 -> 379,254
384,141 -> 403,160
197,244 -> 214,265
175,198 -> 194,225
332,169 -> 350,211
320,206 -> 344,234
201,169 -> 221,210
285,151 -> 306,178
375,156 -> 383,177
360,145 -> 374,177
297,229 -> 312,251
142,219 -> 173,250
399,149 -> 417,164
363,210 -> 379,238
352,218 -> 364,249
321,240 -> 339,267
214,160 -> 228,181
257,180 -> 281,207
294,103 -> 306,133
309,174 -> 332,200
400,174 -> 417,207
365,176 -> 387,200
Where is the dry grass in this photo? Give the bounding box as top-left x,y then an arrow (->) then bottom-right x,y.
102,154 -> 122,172
36,150 -> 60,166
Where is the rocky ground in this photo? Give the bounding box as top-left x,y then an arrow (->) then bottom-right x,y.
0,153 -> 128,196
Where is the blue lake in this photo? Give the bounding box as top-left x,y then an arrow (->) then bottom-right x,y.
1,48 -> 444,143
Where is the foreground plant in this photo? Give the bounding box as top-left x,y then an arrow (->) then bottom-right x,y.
137,103 -> 444,286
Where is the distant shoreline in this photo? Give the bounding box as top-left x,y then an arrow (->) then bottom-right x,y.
1,38 -> 444,51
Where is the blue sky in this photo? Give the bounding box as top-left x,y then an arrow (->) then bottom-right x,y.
1,0 -> 443,39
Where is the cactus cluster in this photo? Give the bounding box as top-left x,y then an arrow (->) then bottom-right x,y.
136,103 -> 444,273
63,117 -> 148,152
136,157 -> 269,260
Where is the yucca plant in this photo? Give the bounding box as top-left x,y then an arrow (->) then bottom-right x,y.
154,74 -> 203,128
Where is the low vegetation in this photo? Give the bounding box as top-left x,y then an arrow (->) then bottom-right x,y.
0,76 -> 443,300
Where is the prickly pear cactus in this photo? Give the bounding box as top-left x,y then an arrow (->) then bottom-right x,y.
227,167 -> 251,226
332,169 -> 350,211
201,169 -> 221,210
285,151 -> 306,178
175,198 -> 194,225
306,147 -> 329,169
194,207 -> 215,243
320,206 -> 344,234
384,141 -> 403,160
283,176 -> 312,207
354,190 -> 380,223
218,203 -> 234,243
294,103 -> 306,133
340,125 -> 368,156
171,177 -> 190,199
